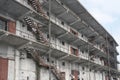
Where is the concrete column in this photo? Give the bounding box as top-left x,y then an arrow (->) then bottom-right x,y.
102,72 -> 104,80
36,63 -> 40,80
14,50 -> 20,80
94,71 -> 96,80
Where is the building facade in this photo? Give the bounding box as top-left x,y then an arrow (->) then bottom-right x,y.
0,0 -> 120,80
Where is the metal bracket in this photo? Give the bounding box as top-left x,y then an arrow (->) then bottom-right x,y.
59,54 -> 69,60
70,38 -> 79,45
18,11 -> 33,19
57,9 -> 68,17
17,41 -> 32,49
57,32 -> 68,38
70,18 -> 81,26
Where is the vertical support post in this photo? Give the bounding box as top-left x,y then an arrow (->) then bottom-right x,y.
14,50 -> 20,80
48,0 -> 52,80
87,44 -> 91,80
106,34 -> 111,80
36,63 -> 40,80
94,71 -> 96,80
102,72 -> 104,80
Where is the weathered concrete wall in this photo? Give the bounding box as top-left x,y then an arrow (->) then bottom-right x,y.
19,53 -> 36,80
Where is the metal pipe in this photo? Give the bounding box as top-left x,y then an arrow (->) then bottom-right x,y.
106,34 -> 111,80
87,44 -> 91,80
48,0 -> 52,80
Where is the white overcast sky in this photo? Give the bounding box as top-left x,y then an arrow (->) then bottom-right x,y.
80,0 -> 120,68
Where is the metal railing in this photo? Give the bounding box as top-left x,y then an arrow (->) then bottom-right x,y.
16,29 -> 36,41
0,28 -> 106,67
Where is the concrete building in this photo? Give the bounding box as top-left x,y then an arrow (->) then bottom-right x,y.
0,0 -> 120,80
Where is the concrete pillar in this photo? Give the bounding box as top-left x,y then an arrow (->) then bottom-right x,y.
102,72 -> 104,80
14,50 -> 20,80
94,71 -> 96,80
36,63 -> 40,80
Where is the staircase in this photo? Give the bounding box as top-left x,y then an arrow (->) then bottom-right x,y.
28,0 -> 47,17
26,48 -> 49,67
51,66 -> 65,80
25,48 -> 65,80
24,17 -> 48,44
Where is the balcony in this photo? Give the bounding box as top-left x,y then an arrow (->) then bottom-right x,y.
42,0 -> 107,45
0,0 -> 32,19
0,29 -> 30,47
42,0 -> 78,24
3,0 -> 109,60
23,8 -> 89,47
0,0 -> 114,62
15,29 -> 106,66
0,0 -> 112,62
41,0 -> 111,59
0,28 -> 119,75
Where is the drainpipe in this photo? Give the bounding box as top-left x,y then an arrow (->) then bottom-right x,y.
14,49 -> 20,80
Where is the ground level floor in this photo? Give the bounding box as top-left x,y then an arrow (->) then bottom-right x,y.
0,44 -> 119,80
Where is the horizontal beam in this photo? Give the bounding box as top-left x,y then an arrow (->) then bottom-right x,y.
17,41 -> 32,49
19,11 -> 33,19
70,18 -> 81,26
57,32 -> 68,38
70,38 -> 79,44
57,9 -> 68,17
59,54 -> 69,60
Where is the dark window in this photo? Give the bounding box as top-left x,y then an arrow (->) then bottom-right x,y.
82,67 -> 85,70
47,34 -> 49,38
27,76 -> 29,80
89,69 -> 91,72
27,26 -> 32,31
62,41 -> 65,45
62,62 -> 65,66
0,19 -> 7,30
81,34 -> 84,37
73,48 -> 76,55
61,21 -> 64,25
47,12 -> 49,15
61,2 -> 64,5
52,61 -> 54,63
70,29 -> 78,35
47,58 -> 49,62
71,48 -> 77,55
27,53 -> 32,58
22,23 -> 25,27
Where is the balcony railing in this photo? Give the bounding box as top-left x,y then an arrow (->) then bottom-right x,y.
0,27 -> 110,68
